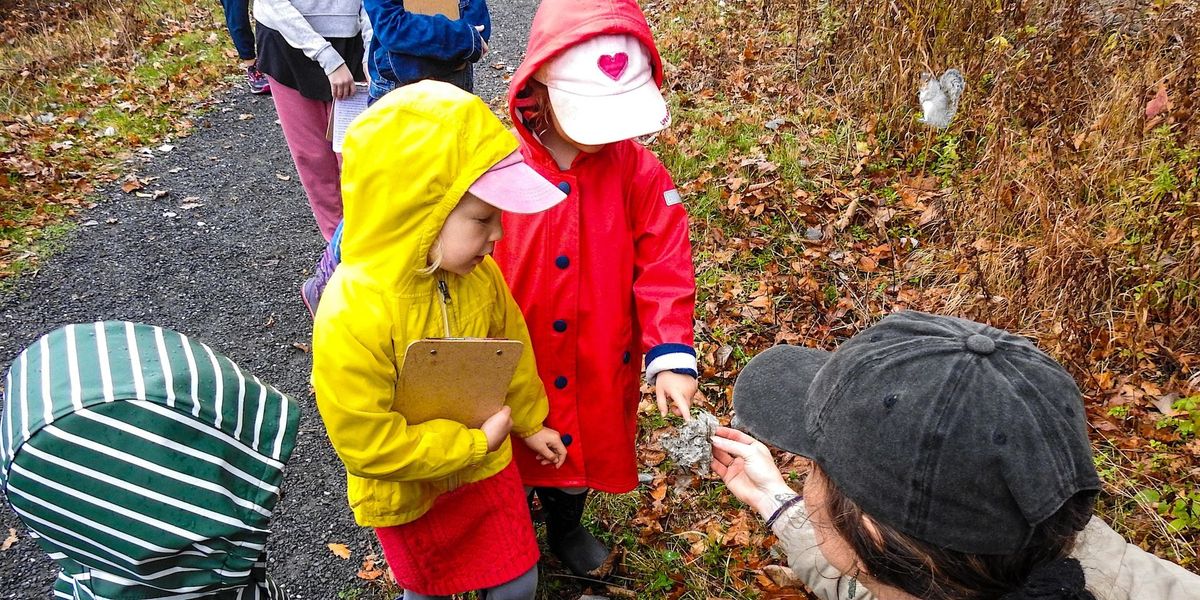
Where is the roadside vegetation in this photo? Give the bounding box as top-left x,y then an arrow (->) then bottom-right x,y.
0,0 -> 231,279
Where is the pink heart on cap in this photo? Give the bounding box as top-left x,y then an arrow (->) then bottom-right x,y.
597,53 -> 628,81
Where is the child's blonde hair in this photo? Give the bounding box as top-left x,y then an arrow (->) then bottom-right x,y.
513,79 -> 553,138
418,238 -> 444,275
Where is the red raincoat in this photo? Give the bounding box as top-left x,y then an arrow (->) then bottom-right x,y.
492,0 -> 696,493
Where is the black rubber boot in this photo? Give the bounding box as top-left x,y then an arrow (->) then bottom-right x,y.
526,488 -> 544,524
535,487 -> 611,577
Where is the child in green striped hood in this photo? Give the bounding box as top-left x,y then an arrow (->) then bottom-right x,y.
0,321 -> 298,599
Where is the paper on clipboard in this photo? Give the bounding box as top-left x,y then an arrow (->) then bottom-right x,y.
406,0 -> 460,19
331,84 -> 370,153
396,338 -> 522,427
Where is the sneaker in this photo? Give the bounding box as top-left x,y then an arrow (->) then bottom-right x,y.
246,64 -> 271,95
301,241 -> 340,318
300,276 -> 321,319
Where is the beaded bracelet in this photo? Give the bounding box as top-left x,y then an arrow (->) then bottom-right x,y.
765,494 -> 804,529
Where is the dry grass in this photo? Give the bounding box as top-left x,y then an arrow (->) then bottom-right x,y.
0,0 -> 164,113
779,0 -> 1199,362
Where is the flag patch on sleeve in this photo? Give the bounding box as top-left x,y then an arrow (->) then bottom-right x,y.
663,189 -> 682,206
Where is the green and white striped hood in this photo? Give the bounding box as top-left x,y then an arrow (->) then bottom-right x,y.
0,322 -> 298,599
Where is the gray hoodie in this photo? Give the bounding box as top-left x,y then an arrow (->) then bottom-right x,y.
253,0 -> 372,74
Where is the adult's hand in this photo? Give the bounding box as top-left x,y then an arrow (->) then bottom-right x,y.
711,426 -> 796,519
328,64 -> 355,100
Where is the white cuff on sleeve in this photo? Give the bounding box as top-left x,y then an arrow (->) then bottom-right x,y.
645,352 -> 698,384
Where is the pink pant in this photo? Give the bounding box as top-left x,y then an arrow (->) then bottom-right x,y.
267,76 -> 342,241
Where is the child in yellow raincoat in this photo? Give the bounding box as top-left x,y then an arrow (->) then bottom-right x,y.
311,80 -> 568,599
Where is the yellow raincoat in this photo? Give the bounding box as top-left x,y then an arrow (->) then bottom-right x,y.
312,81 -> 549,527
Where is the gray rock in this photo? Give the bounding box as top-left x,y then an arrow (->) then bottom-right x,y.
660,411 -> 720,476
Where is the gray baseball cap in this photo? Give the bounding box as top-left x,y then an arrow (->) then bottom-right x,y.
732,311 -> 1100,555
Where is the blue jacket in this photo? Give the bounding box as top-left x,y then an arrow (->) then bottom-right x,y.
365,0 -> 491,98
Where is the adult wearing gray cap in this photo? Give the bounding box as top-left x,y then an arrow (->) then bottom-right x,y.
712,311 -> 1200,600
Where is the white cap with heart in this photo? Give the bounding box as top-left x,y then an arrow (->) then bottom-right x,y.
533,33 -> 671,145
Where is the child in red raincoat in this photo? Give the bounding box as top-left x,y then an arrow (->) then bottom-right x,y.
490,0 -> 698,576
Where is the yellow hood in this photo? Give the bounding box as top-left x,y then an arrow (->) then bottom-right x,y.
339,80 -> 519,289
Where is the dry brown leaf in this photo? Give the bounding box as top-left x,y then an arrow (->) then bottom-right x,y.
715,344 -> 734,368
650,481 -> 667,502
327,543 -> 351,559
856,256 -> 879,272
1,528 -> 18,551
762,564 -> 801,587
604,584 -> 637,598
1145,84 -> 1170,119
357,554 -> 384,580
748,294 -> 772,309
833,198 -> 859,230
1150,393 -> 1179,416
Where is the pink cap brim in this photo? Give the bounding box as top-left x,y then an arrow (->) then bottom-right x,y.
468,151 -> 567,214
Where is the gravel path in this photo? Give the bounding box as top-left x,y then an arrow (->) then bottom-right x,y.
0,2 -> 537,597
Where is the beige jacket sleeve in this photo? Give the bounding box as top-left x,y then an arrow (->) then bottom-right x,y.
771,507 -> 1200,600
771,503 -> 873,600
1074,517 -> 1200,600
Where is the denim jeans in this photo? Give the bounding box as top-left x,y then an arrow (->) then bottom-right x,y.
220,0 -> 256,60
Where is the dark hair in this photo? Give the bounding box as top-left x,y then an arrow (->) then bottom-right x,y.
815,467 -> 1098,600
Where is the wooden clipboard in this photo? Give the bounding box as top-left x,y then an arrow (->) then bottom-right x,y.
406,0 -> 460,20
396,338 -> 521,427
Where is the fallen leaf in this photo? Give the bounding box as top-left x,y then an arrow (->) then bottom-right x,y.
833,198 -> 859,230
762,564 -> 801,587
1,528 -> 17,551
292,342 -> 311,353
357,554 -> 384,580
1150,393 -> 1179,416
748,294 -> 772,309
650,481 -> 667,502
121,179 -> 143,193
357,568 -> 384,581
327,543 -> 351,559
715,344 -> 734,368
1145,84 -> 1170,119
